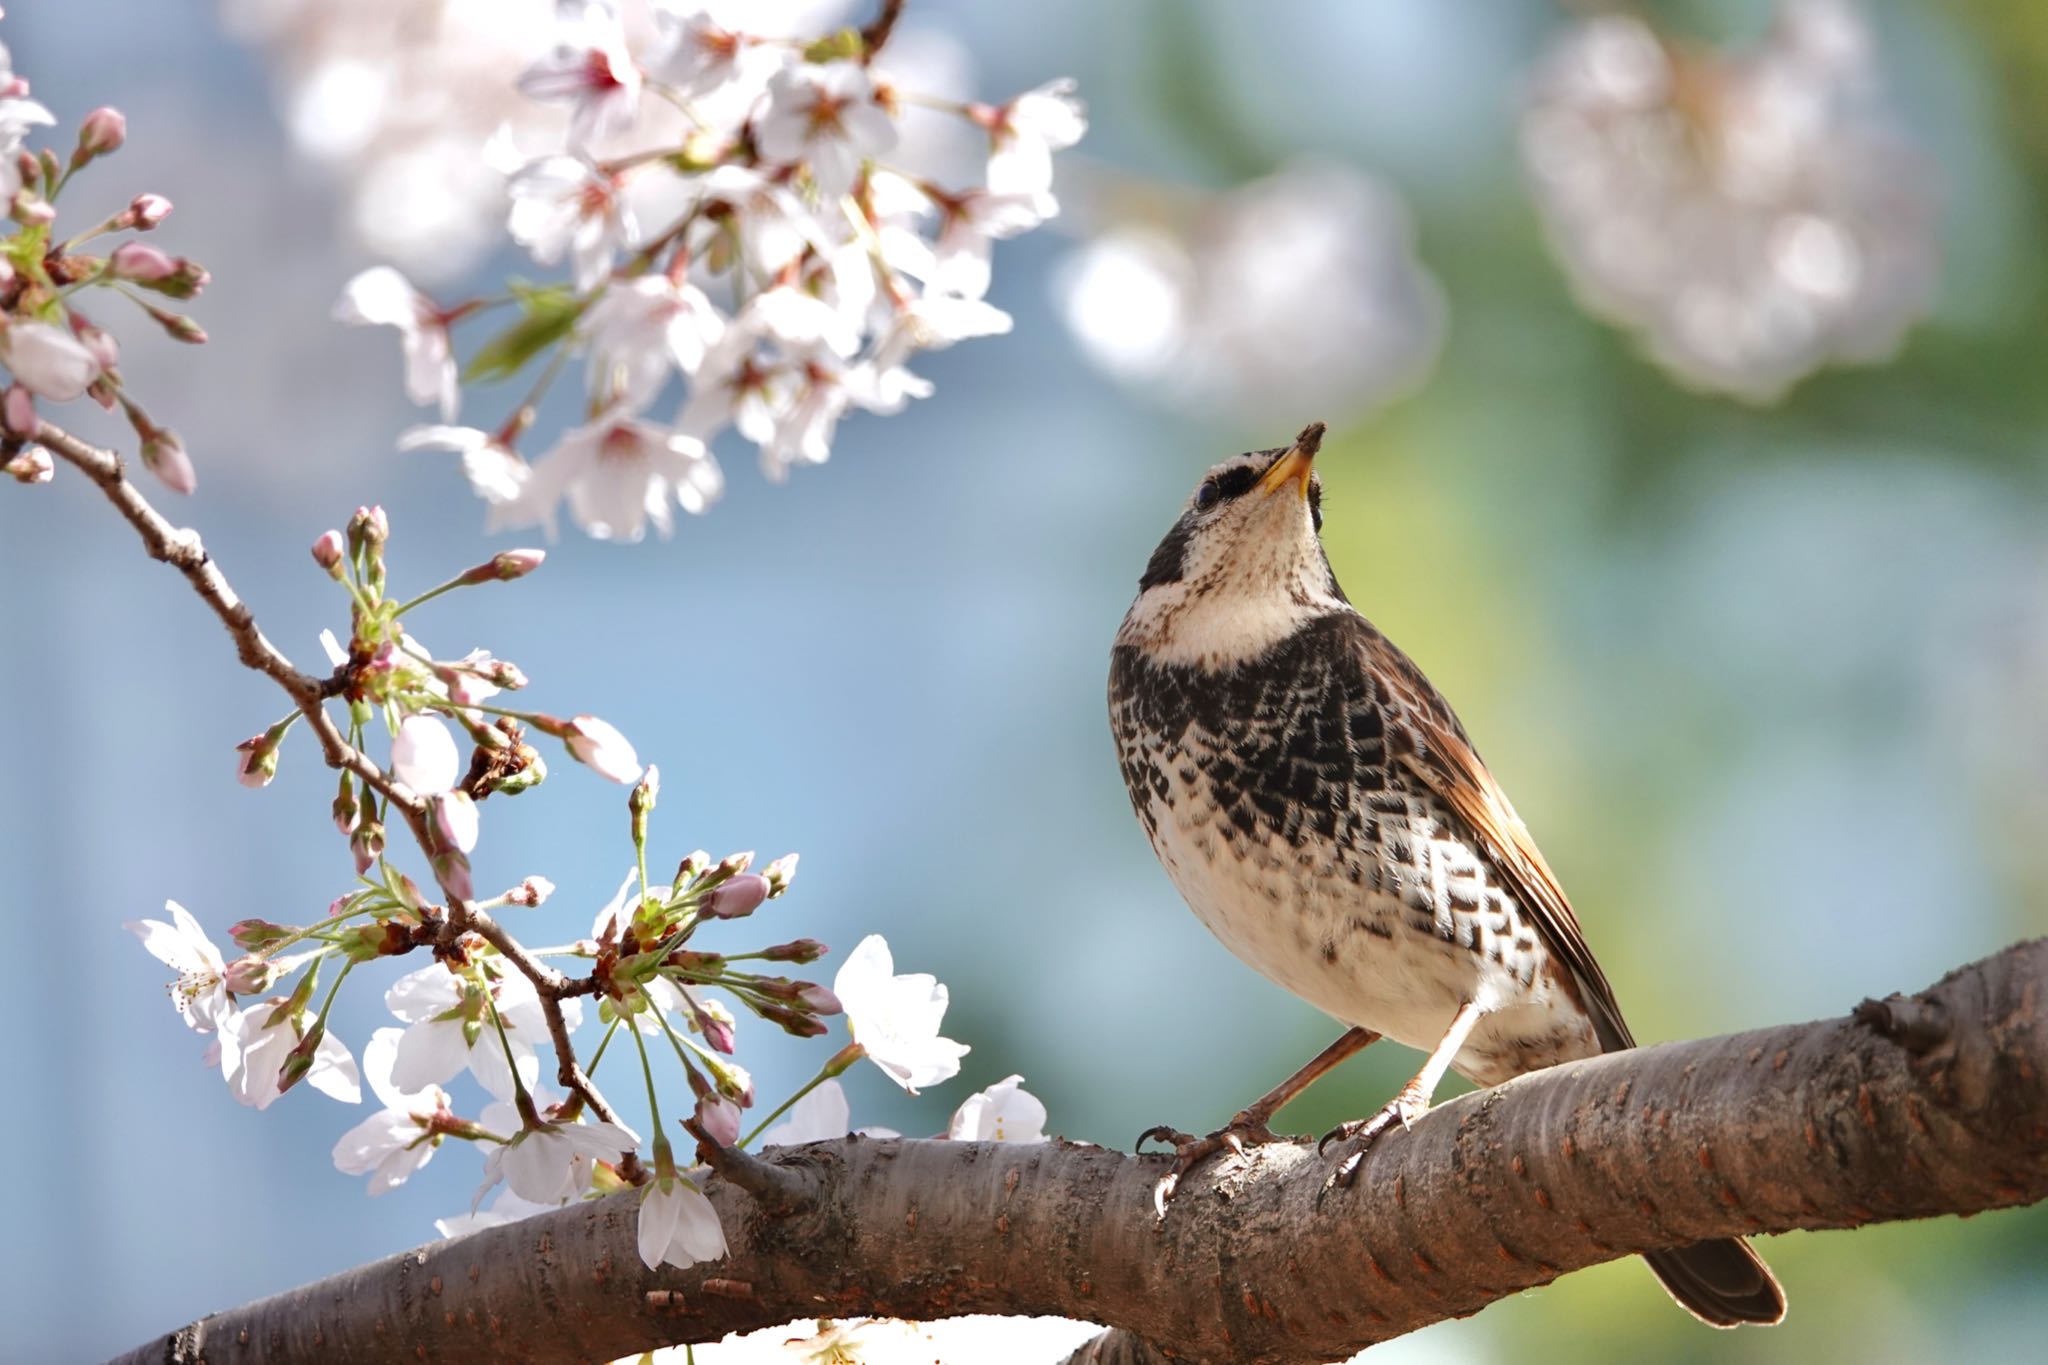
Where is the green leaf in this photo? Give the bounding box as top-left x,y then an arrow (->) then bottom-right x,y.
463,282 -> 587,383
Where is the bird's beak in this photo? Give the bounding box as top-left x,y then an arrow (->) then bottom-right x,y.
1256,421 -> 1326,500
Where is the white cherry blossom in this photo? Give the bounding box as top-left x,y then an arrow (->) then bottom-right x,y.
516,1 -> 642,149
983,78 -> 1086,212
499,1115 -> 640,1204
219,999 -> 362,1110
334,267 -> 458,419
385,963 -> 576,1101
397,426 -> 532,527
832,934 -> 968,1094
435,1185 -> 557,1239
334,1028 -> 452,1195
502,413 -> 723,541
946,1074 -> 1047,1143
637,1171 -> 727,1270
126,901 -> 235,1034
507,155 -> 636,291
755,60 -> 898,198
580,273 -> 726,407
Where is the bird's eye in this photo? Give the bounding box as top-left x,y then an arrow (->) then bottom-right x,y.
1194,479 -> 1222,511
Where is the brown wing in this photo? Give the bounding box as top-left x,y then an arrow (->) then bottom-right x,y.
1350,616 -> 1636,1053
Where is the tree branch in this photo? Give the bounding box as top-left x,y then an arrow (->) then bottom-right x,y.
107,939 -> 2048,1365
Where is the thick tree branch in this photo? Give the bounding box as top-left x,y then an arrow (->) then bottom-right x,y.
109,939 -> 2048,1365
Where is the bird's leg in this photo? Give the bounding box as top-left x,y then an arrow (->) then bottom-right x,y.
1138,1025 -> 1380,1216
1321,1000 -> 1485,1188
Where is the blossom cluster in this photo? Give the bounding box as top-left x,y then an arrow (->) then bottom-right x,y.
328,0 -> 1084,541
130,505 -> 1045,1276
0,24 -> 200,489
1520,0 -> 1935,401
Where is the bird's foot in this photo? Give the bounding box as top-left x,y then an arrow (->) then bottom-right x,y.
1317,1081 -> 1430,1189
1136,1110 -> 1294,1218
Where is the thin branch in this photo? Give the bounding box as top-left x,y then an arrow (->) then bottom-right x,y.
38,419 -> 642,1180
105,939 -> 2048,1365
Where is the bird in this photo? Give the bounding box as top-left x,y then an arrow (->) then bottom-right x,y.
1106,421 -> 1785,1327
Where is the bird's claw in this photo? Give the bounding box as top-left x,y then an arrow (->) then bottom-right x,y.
1318,1085 -> 1429,1189
1139,1114 -> 1293,1219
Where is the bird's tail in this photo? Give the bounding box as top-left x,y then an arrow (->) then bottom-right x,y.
1643,1239 -> 1786,1327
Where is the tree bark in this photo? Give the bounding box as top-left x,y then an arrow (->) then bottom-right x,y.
110,939 -> 2048,1365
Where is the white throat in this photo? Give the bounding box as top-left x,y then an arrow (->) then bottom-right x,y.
1119,504 -> 1348,670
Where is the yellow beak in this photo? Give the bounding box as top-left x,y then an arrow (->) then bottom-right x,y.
1256,421 -> 1326,499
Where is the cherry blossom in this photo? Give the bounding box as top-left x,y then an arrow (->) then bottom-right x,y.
333,267 -> 458,419
502,413 -> 723,542
385,963 -> 577,1101
333,1029 -> 452,1196
637,1169 -> 727,1270
397,426 -> 531,526
946,1074 -> 1048,1143
507,155 -> 635,292
982,78 -> 1087,212
649,8 -> 786,118
755,60 -> 898,198
516,1 -> 642,149
220,997 -> 361,1110
833,934 -> 968,1094
127,900 -> 235,1034
499,1115 -> 639,1204
1520,0 -> 1935,401
580,274 -> 726,407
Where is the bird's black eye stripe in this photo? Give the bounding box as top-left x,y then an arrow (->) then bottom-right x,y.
1215,465 -> 1259,499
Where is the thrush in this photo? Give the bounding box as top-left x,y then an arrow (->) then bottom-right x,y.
1107,422 -> 1785,1327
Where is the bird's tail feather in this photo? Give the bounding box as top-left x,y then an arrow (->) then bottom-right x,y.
1643,1239 -> 1786,1327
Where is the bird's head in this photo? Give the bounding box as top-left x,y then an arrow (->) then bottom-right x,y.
1117,421 -> 1348,669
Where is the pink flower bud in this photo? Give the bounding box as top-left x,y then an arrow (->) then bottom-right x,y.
561,715 -> 641,783
460,548 -> 546,584
3,445 -> 52,484
433,848 -> 474,903
351,820 -> 385,875
795,983 -> 842,1015
127,193 -> 172,229
14,192 -> 55,226
229,919 -> 289,951
109,242 -> 174,281
2,383 -> 34,436
141,428 -> 196,495
433,790 -> 480,854
141,302 -> 206,343
224,954 -> 284,994
74,106 -> 126,163
697,1010 -> 737,1055
71,318 -> 120,370
311,529 -> 345,575
694,1094 -> 742,1148
234,733 -> 280,788
0,320 -> 100,400
761,937 -> 826,964
702,874 -> 769,920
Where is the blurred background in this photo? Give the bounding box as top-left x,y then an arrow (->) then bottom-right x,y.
4,0 -> 2047,1360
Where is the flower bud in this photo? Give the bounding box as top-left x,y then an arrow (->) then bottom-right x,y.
694,1094 -> 742,1148
234,732 -> 280,788
72,317 -> 119,370
761,937 -> 826,964
140,427 -> 195,495
0,320 -> 100,400
507,875 -> 555,908
758,1002 -> 831,1038
691,1000 -> 738,1055
433,790 -> 480,853
229,919 -> 291,951
351,819 -> 386,875
72,106 -> 126,166
108,242 -> 174,282
535,713 -> 640,784
701,873 -> 769,920
349,504 -> 389,548
278,1023 -> 325,1094
795,983 -> 842,1015
433,848 -> 474,903
763,853 -> 799,898
703,1056 -> 753,1104
2,445 -> 51,484
330,773 -> 359,833
139,301 -> 207,343
224,954 -> 286,994
459,548 -> 545,584
674,850 -> 710,886
2,383 -> 34,436
311,529 -> 346,577
126,192 -> 172,229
